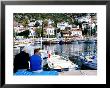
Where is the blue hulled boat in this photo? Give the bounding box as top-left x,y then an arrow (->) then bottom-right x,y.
79,52 -> 97,70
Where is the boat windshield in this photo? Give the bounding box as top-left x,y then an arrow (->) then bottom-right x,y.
52,52 -> 69,60
60,55 -> 69,61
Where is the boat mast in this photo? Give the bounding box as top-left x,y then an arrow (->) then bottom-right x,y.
41,21 -> 43,50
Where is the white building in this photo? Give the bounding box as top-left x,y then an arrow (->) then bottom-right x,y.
71,28 -> 83,40
71,29 -> 82,36
63,32 -> 69,38
14,24 -> 25,33
78,14 -> 92,23
28,22 -> 35,27
57,22 -> 69,30
29,27 -> 36,37
28,20 -> 42,27
45,25 -> 55,36
48,19 -> 54,25
37,20 -> 43,25
91,22 -> 96,29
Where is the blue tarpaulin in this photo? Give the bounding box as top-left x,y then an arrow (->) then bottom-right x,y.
14,70 -> 58,76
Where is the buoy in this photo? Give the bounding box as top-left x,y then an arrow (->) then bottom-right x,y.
48,51 -> 51,58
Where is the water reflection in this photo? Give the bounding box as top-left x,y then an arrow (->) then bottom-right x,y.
42,42 -> 97,58
14,42 -> 97,70
42,42 -> 97,70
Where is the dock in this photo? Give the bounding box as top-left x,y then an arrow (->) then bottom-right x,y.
59,70 -> 97,75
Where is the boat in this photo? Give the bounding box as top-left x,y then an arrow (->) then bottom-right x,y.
47,54 -> 78,72
42,41 -> 51,45
64,40 -> 72,44
71,40 -> 78,44
34,41 -> 41,44
52,39 -> 60,44
59,40 -> 64,45
77,40 -> 85,43
39,49 -> 48,59
84,40 -> 96,43
79,53 -> 97,70
84,37 -> 97,43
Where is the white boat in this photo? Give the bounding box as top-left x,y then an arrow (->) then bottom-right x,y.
39,50 -> 48,59
47,54 -> 77,71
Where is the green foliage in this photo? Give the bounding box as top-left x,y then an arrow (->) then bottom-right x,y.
43,20 -> 48,27
13,13 -> 76,27
17,30 -> 29,38
13,29 -> 16,37
54,29 -> 57,36
22,18 -> 29,27
57,28 -> 60,33
49,35 -> 55,38
14,13 -> 97,37
35,28 -> 42,37
82,28 -> 88,36
14,13 -> 95,25
74,20 -> 79,25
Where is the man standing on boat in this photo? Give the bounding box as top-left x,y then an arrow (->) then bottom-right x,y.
30,48 -> 42,72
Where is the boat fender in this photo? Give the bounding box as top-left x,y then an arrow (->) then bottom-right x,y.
47,51 -> 51,58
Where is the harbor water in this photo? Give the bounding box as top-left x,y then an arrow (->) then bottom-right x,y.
14,41 -> 97,70
35,42 -> 97,70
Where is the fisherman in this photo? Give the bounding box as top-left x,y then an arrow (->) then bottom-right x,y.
30,48 -> 42,72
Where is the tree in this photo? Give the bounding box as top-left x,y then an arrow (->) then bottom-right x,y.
54,28 -> 57,37
57,28 -> 60,33
43,20 -> 48,27
60,31 -> 63,37
35,28 -> 42,37
13,29 -> 17,39
83,28 -> 88,36
22,18 -> 29,28
17,30 -> 29,38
